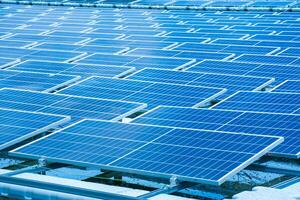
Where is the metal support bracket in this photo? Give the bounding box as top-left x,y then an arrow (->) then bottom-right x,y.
137,176 -> 197,199
2,158 -> 48,177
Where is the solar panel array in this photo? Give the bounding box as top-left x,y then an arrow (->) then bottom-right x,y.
0,2 -> 299,187
11,119 -> 282,185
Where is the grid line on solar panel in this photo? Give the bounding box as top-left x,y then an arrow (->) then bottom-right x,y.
7,60 -> 136,78
132,106 -> 300,158
0,108 -> 70,150
0,88 -> 147,121
0,69 -> 80,92
271,80 -> 300,94
58,76 -> 227,108
211,91 -> 300,114
10,119 -> 283,185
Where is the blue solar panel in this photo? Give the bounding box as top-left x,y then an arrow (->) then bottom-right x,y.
213,91 -> 300,114
0,40 -> 34,48
0,47 -> 86,62
0,69 -> 79,92
8,60 -> 135,78
125,48 -> 233,61
127,68 -> 274,96
133,106 -> 300,158
233,54 -> 298,65
0,88 -> 146,121
76,54 -> 195,70
11,119 -> 282,185
86,38 -> 175,49
272,80 -> 300,93
0,108 -> 69,150
32,43 -> 127,55
187,60 -> 300,82
58,76 -> 226,108
6,34 -> 89,44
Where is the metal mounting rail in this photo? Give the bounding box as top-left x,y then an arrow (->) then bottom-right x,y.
0,176 -> 140,200
1,0 -> 300,12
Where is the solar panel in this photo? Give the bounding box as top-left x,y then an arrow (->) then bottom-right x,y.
272,80 -> 300,93
8,60 -> 135,78
212,91 -> 300,114
187,60 -> 300,82
125,48 -> 233,61
11,119 -> 282,185
5,34 -> 89,44
173,43 -> 278,55
0,47 -> 86,62
133,106 -> 300,158
58,76 -> 226,109
0,108 -> 69,150
127,68 -> 274,96
233,54 -> 298,65
0,69 -> 80,92
0,88 -> 146,121
76,54 -> 196,70
32,43 -> 127,55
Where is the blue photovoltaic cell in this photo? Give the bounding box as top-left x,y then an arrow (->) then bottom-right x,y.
273,80 -> 300,93
8,60 -> 135,78
213,91 -> 300,114
0,89 -> 146,121
0,69 -> 79,92
58,76 -> 226,108
133,106 -> 300,158
127,68 -> 273,96
11,119 -> 282,185
76,54 -> 195,70
0,108 -> 69,150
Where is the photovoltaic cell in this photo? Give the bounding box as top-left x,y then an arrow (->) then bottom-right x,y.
58,76 -> 226,108
0,88 -> 146,121
0,108 -> 69,150
272,80 -> 300,93
0,69 -> 79,92
11,119 -> 282,185
213,91 -> 300,114
133,106 -> 300,158
8,60 -> 135,78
